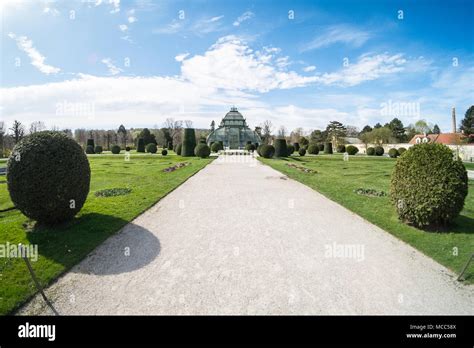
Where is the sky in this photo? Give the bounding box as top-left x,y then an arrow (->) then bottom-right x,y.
1,0 -> 473,133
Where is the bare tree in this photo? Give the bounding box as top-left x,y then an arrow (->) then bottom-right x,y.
290,127 -> 303,143
164,118 -> 183,145
29,121 -> 46,134
278,126 -> 287,138
10,120 -> 25,144
0,122 -> 5,157
262,120 -> 273,144
184,120 -> 193,129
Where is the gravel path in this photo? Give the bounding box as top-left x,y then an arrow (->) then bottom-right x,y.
19,156 -> 473,315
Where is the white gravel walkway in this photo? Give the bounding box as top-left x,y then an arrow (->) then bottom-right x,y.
19,156 -> 473,315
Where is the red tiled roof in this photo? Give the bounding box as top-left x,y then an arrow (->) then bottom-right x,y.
409,133 -> 466,145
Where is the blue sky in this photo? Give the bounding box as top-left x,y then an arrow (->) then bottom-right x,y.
1,0 -> 473,133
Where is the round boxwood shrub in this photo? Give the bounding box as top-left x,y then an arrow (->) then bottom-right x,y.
257,144 -> 263,156
367,147 -> 375,156
182,128 -> 197,157
375,146 -> 384,156
388,148 -> 399,158
287,144 -> 295,155
146,143 -> 157,154
7,131 -> 91,224
86,145 -> 95,154
324,142 -> 333,154
211,142 -> 223,152
94,145 -> 103,154
390,143 -> 468,229
194,143 -> 210,158
125,146 -> 131,152
317,143 -> 324,151
336,144 -> 346,153
307,144 -> 319,155
111,145 -> 121,154
346,145 -> 359,155
162,149 -> 168,156
298,148 -> 306,156
176,143 -> 183,156
293,143 -> 300,151
260,145 -> 275,158
245,143 -> 256,151
274,139 -> 288,157
398,147 -> 407,155
137,138 -> 145,153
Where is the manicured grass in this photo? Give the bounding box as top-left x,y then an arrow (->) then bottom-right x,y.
0,152 -> 212,315
464,162 -> 474,170
260,155 -> 474,283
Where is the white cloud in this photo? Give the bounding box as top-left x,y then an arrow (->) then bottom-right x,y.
101,58 -> 123,75
317,53 -> 406,86
7,32 -> 61,75
128,16 -> 137,23
175,53 -> 190,62
119,24 -> 128,32
302,24 -> 371,51
153,20 -> 183,34
108,0 -> 120,13
303,65 -> 316,72
233,11 -> 254,26
192,15 -> 225,35
43,7 -> 60,16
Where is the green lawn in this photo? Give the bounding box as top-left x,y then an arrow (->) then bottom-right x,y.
464,162 -> 474,170
0,152 -> 212,315
260,155 -> 474,283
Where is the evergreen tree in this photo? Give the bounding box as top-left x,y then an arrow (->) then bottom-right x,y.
460,105 -> 474,136
388,118 -> 406,142
433,124 -> 441,134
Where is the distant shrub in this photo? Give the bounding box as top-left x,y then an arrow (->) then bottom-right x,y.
318,143 -> 324,151
390,143 -> 468,229
86,138 -> 95,148
257,145 -> 263,156
245,143 -> 256,151
274,139 -> 288,157
94,145 -> 103,154
137,138 -> 145,153
286,144 -> 295,155
211,142 -> 223,152
261,145 -> 275,158
161,149 -> 168,156
367,147 -> 375,156
346,145 -> 359,155
324,142 -> 333,154
7,131 -> 90,224
388,148 -> 399,158
398,147 -> 407,155
298,148 -> 306,156
176,143 -> 183,156
336,144 -> 346,153
194,143 -> 211,158
111,145 -> 121,154
182,128 -> 197,157
375,146 -> 384,156
307,144 -> 319,155
146,143 -> 157,154
86,145 -> 95,154
125,146 -> 131,152
293,143 -> 300,151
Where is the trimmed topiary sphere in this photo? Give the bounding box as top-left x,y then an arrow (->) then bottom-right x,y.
298,148 -> 306,156
211,142 -> 223,152
390,143 -> 468,229
182,128 -> 197,157
194,143 -> 211,158
336,144 -> 346,153
137,138 -> 145,153
111,145 -> 121,154
274,139 -> 288,157
324,142 -> 333,154
388,148 -> 399,158
398,147 -> 407,155
375,146 -> 384,156
7,131 -> 91,225
176,143 -> 183,156
94,145 -> 103,154
125,146 -> 131,152
293,143 -> 300,151
308,144 -> 319,155
86,145 -> 95,154
287,144 -> 295,155
367,147 -> 375,156
146,143 -> 157,154
261,145 -> 275,158
161,149 -> 168,156
346,145 -> 359,155
245,143 -> 256,151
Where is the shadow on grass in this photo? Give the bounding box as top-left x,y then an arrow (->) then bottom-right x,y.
450,215 -> 474,235
26,213 -> 160,275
